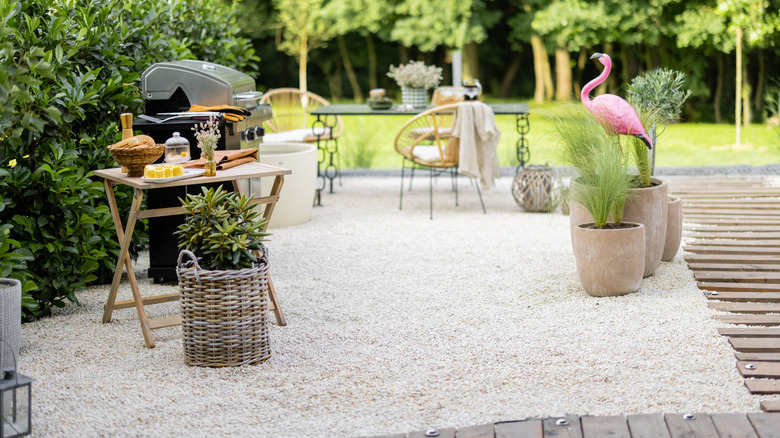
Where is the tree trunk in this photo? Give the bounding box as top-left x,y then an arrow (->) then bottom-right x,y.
736,27 -> 742,146
531,35 -> 546,103
555,46 -> 572,101
366,34 -> 377,90
754,48 -> 765,122
499,53 -> 522,98
743,57 -> 751,126
541,42 -> 554,101
338,35 -> 362,102
714,52 -> 723,123
620,44 -> 630,88
463,42 -> 480,80
574,49 -> 586,97
299,30 -> 308,96
399,43 -> 409,64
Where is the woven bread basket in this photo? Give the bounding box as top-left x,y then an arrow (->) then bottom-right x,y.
176,249 -> 270,367
108,143 -> 164,177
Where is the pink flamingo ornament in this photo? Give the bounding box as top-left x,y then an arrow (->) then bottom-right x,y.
581,53 -> 653,149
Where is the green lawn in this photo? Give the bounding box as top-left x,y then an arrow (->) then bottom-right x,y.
333,98 -> 780,170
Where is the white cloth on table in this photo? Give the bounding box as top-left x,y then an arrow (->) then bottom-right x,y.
263,127 -> 331,143
452,101 -> 501,189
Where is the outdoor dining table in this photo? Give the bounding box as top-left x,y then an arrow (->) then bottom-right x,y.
95,161 -> 291,348
310,102 -> 531,204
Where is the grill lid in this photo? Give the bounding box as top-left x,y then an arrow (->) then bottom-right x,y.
142,60 -> 256,108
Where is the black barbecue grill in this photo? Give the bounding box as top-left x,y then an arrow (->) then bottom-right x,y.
136,60 -> 272,281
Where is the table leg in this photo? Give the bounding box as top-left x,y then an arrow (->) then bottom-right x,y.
515,113 -> 531,172
313,115 -> 338,202
102,185 -> 156,348
233,176 -> 287,327
313,116 -> 326,206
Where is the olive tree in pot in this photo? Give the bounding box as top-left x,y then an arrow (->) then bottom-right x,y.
175,186 -> 271,367
628,69 -> 691,263
557,110 -> 645,297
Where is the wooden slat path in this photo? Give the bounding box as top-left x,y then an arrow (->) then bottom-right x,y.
671,176 -> 780,410
370,413 -> 780,438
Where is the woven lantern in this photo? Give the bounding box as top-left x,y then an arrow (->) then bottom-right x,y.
512,165 -> 556,212
1,342 -> 32,438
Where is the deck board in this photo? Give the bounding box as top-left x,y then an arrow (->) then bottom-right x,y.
495,420 -> 543,438
710,413 -> 759,438
373,413 -> 780,438
674,177 -> 780,404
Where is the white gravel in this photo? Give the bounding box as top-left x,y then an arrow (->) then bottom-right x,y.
20,175 -> 771,437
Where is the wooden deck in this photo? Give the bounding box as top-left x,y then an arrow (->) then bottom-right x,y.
670,176 -> 780,412
369,413 -> 780,438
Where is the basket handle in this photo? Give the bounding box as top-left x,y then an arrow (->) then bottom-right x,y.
176,249 -> 203,284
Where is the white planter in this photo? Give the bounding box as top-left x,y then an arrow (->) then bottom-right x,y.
255,143 -> 317,228
401,87 -> 428,108
0,278 -> 21,370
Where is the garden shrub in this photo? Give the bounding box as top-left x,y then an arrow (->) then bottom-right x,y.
0,0 -> 258,320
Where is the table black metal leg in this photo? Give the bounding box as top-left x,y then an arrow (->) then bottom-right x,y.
515,113 -> 531,172
313,115 -> 339,203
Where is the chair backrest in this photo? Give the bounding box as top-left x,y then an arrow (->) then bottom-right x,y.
394,103 -> 460,166
432,86 -> 466,106
259,88 -> 344,137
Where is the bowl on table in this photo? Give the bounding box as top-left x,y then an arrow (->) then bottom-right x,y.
368,99 -> 393,110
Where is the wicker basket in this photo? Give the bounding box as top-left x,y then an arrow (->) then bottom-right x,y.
108,143 -> 164,177
512,164 -> 556,212
176,249 -> 271,367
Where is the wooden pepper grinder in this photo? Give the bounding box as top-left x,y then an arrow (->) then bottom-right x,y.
119,113 -> 133,172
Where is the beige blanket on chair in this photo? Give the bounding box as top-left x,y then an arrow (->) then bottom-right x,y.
452,101 -> 501,189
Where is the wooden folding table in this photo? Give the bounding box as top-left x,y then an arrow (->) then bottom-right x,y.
95,162 -> 291,348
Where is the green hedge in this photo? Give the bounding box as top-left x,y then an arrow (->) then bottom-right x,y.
0,0 -> 258,320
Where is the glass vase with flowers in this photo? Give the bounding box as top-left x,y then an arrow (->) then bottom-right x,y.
192,116 -> 221,176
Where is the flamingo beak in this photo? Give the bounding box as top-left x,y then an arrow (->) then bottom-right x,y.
590,53 -> 603,60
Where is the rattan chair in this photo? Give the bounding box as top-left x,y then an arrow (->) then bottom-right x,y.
431,86 -> 466,106
259,88 -> 344,142
394,103 -> 485,219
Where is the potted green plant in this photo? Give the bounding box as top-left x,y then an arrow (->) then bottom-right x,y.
556,109 -> 645,296
387,61 -> 443,108
175,185 -> 271,367
627,68 -> 692,178
627,69 -> 691,263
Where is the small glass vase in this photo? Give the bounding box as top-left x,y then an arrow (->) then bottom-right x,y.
204,153 -> 217,177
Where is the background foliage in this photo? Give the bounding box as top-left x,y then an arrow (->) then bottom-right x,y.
0,0 -> 258,320
244,0 -> 779,124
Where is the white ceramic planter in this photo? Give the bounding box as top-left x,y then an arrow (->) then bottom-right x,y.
0,278 -> 21,370
255,142 -> 317,228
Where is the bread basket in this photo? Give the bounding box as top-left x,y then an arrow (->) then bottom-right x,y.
108,144 -> 165,177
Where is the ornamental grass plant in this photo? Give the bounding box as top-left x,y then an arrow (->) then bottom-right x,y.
554,107 -> 633,228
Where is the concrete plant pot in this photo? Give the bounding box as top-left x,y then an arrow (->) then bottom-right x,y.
662,196 -> 683,261
570,177 -> 668,277
0,278 -> 21,370
622,178 -> 668,277
572,222 -> 646,297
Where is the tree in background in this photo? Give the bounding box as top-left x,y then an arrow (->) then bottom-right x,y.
390,0 -> 499,86
273,0 -> 333,97
507,0 -> 553,103
717,0 -> 778,145
673,2 -> 731,123
322,0 -> 393,101
532,0 -> 615,102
